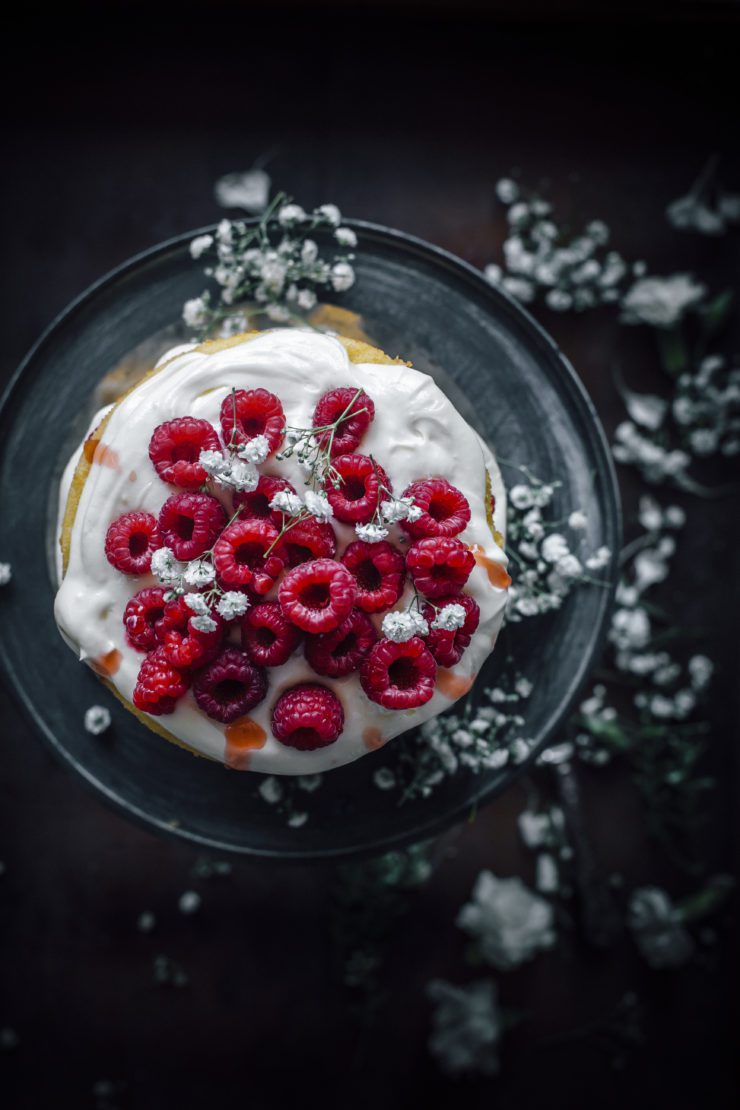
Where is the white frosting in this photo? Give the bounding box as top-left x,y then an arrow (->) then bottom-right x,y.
55,330 -> 508,774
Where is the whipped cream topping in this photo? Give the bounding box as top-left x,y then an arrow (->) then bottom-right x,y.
55,330 -> 508,774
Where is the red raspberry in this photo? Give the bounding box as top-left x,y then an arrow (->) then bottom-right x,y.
220,388 -> 284,454
192,647 -> 267,723
360,636 -> 437,710
241,602 -> 302,667
154,595 -> 224,670
158,492 -> 226,561
340,540 -> 405,613
400,478 -> 471,539
233,475 -> 297,528
148,417 -> 221,489
133,647 -> 189,716
312,387 -> 375,456
422,594 -> 480,667
281,517 -> 337,567
278,558 -> 356,633
105,512 -> 161,575
406,537 -> 475,599
213,519 -> 285,594
325,454 -> 391,524
271,684 -> 344,750
305,609 -> 377,678
123,586 -> 168,651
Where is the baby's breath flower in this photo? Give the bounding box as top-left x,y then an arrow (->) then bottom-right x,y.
183,592 -> 211,616
198,449 -> 229,479
0,562 -> 11,586
509,484 -> 535,510
151,548 -> 185,585
330,261 -> 355,292
266,303 -> 291,323
301,239 -> 318,264
334,226 -> 357,248
304,489 -> 333,522
296,288 -> 317,311
568,509 -> 587,530
541,533 -> 569,564
182,295 -> 210,328
216,219 -> 233,245
355,522 -> 389,543
191,613 -> 218,634
184,560 -> 216,588
382,610 -> 428,642
224,458 -> 260,492
585,545 -> 612,570
495,177 -> 519,204
317,203 -> 341,226
380,495 -> 421,524
189,234 -> 214,259
237,434 -> 271,464
270,490 -> 303,516
84,705 -> 111,735
277,203 -> 306,227
216,591 -> 250,621
431,603 -> 467,632
688,654 -> 713,690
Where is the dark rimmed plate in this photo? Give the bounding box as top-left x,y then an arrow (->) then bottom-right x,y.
0,221 -> 620,860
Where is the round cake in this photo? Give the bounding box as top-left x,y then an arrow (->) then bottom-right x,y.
54,329 -> 510,774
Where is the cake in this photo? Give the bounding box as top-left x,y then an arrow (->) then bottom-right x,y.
54,329 -> 510,774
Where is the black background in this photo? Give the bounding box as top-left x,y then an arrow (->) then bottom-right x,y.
1,3 -> 738,1109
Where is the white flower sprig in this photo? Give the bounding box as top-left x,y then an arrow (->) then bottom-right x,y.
183,193 -> 358,337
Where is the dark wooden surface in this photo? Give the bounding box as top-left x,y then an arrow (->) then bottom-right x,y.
1,7 -> 738,1109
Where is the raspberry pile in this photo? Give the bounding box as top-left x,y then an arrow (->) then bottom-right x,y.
103,378 -> 487,751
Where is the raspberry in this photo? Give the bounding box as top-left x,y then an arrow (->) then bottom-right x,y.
340,540 -> 405,613
422,594 -> 480,667
158,493 -> 226,561
406,537 -> 475,599
325,454 -> 391,524
360,636 -> 437,710
133,647 -> 189,716
213,519 -> 285,594
148,417 -> 221,489
192,647 -> 267,723
305,609 -> 377,678
220,388 -> 284,454
281,518 -> 337,567
313,387 -> 375,456
278,558 -> 356,633
400,478 -> 471,539
271,684 -> 344,750
123,586 -> 168,651
155,595 -> 224,670
233,475 -> 296,528
241,602 -> 302,667
105,512 -> 161,575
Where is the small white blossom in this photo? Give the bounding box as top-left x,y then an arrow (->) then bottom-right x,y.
585,545 -> 611,570
382,610 -> 429,643
568,510 -> 587,530
484,263 -> 503,286
214,168 -> 270,213
84,705 -> 111,736
546,288 -> 573,312
216,592 -> 250,621
334,226 -> 357,247
301,238 -> 318,264
621,273 -> 706,329
198,449 -> 229,479
237,434 -> 270,464
189,234 -> 214,259
628,887 -> 694,968
137,911 -> 156,933
330,261 -> 355,292
183,592 -> 211,616
178,890 -> 202,915
355,522 -> 389,543
501,276 -> 536,303
317,203 -> 341,226
536,854 -> 559,893
427,979 -> 501,1077
509,484 -> 534,510
688,654 -> 713,690
216,219 -> 233,245
151,547 -> 185,585
456,871 -> 556,970
259,776 -> 283,804
304,490 -> 333,522
0,563 -> 11,586
541,533 -> 569,564
225,458 -> 259,492
270,490 -> 303,516
380,496 -> 420,524
296,288 -> 317,311
287,812 -> 308,828
431,603 -> 467,632
183,560 -> 216,588
182,296 -> 209,328
495,177 -> 519,204
266,302 -> 291,323
191,613 -> 218,634
277,203 -> 306,227
297,774 -> 323,793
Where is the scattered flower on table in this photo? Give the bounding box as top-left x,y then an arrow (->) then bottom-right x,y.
427,978 -> 501,1076
84,705 -> 111,736
214,168 -> 271,213
456,871 -> 556,970
178,891 -> 202,916
620,274 -> 706,329
0,562 -> 12,586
